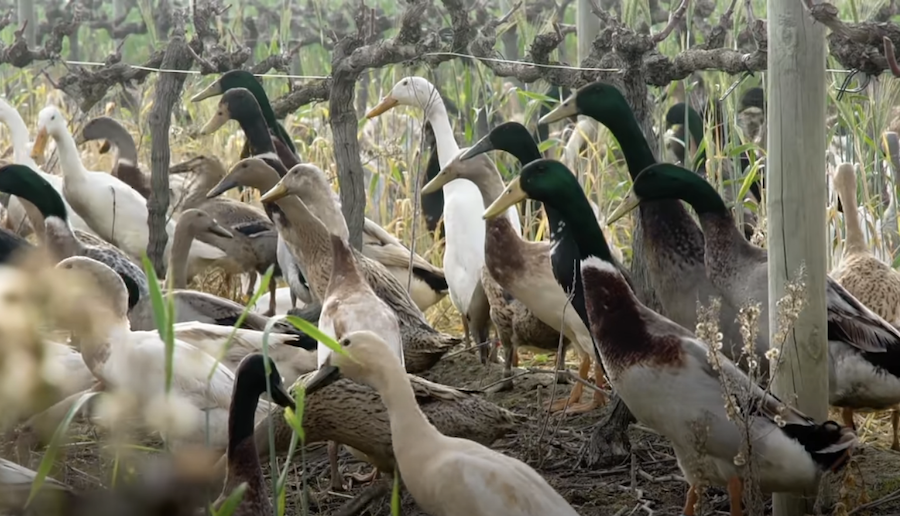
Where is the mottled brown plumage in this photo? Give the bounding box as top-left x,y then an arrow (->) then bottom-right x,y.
216,159 -> 460,373
831,163 -> 900,450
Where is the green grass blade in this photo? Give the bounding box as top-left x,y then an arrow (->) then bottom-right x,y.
391,464 -> 401,516
26,391 -> 99,507
141,254 -> 175,393
212,482 -> 248,516
284,316 -> 350,358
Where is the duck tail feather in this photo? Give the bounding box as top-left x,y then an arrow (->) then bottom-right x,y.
781,420 -> 857,473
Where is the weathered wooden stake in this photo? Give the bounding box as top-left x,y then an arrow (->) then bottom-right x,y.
767,0 -> 828,514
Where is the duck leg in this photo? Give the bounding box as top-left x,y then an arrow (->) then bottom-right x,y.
727,476 -> 743,516
328,441 -> 345,491
682,484 -> 698,516
245,272 -> 257,301
545,353 -> 589,413
264,275 -> 277,317
892,409 -> 900,451
563,358 -> 607,414
841,407 -> 856,430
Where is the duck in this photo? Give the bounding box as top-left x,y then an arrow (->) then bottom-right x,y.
218,366 -> 519,492
165,208 -> 234,289
31,106 -> 227,273
195,88 -> 314,309
54,255 -> 280,450
212,158 -> 460,372
0,98 -> 93,239
608,161 -> 900,452
366,76 -> 508,352
76,116 -> 152,198
171,321 -> 316,387
878,132 -> 900,257
538,81 -> 751,371
830,162 -> 900,450
304,330 -> 581,516
168,155 -> 284,313
316,232 -> 403,490
190,69 -> 300,163
214,353 -> 295,516
427,122 -> 608,413
487,158 -> 857,516
205,87 -> 448,312
0,163 -> 150,309
664,102 -> 759,238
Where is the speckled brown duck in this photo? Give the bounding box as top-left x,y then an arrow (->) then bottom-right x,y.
426,123 -> 607,414
209,158 -> 460,372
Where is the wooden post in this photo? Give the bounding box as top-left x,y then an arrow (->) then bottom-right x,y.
767,0 -> 828,514
576,0 -> 600,64
17,0 -> 35,47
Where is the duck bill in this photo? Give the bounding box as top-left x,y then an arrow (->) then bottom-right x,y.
606,191 -> 641,225
31,128 -> 49,160
209,223 -> 233,239
191,80 -> 224,103
538,93 -> 579,125
483,177 -> 525,220
207,178 -> 239,199
421,165 -> 458,194
304,364 -> 341,395
271,382 -> 296,410
459,135 -> 495,162
365,96 -> 399,119
259,183 -> 288,203
199,107 -> 230,135
74,132 -> 87,147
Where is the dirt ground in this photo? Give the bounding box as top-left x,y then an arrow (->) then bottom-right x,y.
5,348 -> 900,516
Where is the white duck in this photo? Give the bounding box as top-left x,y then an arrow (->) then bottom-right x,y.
31,107 -> 226,272
0,98 -> 93,238
55,255 -> 274,450
366,77 -> 521,347
304,330 -> 581,516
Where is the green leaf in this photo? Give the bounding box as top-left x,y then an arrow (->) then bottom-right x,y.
283,383 -> 307,442
284,316 -> 350,358
211,482 -> 248,516
391,464 -> 402,516
26,391 -> 99,507
141,254 -> 176,394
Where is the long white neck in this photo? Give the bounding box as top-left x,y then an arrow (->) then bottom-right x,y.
423,97 -> 460,169
50,126 -> 89,180
1,109 -> 39,169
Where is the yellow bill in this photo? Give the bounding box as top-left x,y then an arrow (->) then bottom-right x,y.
606,191 -> 641,225
30,128 -> 49,161
199,107 -> 231,135
259,183 -> 289,203
190,81 -> 224,103
421,165 -> 457,194
538,92 -> 579,125
365,95 -> 399,119
483,177 -> 525,220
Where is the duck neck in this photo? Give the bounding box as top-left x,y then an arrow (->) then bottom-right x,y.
168,222 -> 195,289
423,98 -> 460,170
586,103 -> 656,179
237,115 -> 278,156
223,385 -> 268,508
109,133 -> 139,167
272,197 -> 332,300
838,184 -> 868,255
369,364 -> 441,458
3,111 -> 34,165
696,209 -> 759,292
44,216 -> 82,261
51,127 -> 89,180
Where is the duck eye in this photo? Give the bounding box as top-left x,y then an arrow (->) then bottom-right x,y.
401,80 -> 408,86
340,338 -> 351,347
